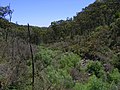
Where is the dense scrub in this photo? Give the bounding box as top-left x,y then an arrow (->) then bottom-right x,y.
0,0 -> 120,90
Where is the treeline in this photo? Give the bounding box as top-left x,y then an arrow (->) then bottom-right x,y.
1,0 -> 119,62
0,0 -> 120,90
0,0 -> 120,74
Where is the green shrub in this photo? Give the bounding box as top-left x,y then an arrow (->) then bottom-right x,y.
108,68 -> 120,84
60,52 -> 80,70
86,61 -> 104,78
73,75 -> 109,90
35,46 -> 54,65
87,75 -> 109,90
73,83 -> 88,90
46,66 -> 74,89
35,46 -> 78,89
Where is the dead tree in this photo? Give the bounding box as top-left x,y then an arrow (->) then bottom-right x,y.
28,24 -> 34,90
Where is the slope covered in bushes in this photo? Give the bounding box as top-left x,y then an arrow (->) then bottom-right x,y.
0,0 -> 120,90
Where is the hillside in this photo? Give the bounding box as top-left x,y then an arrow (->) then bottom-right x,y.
0,0 -> 120,90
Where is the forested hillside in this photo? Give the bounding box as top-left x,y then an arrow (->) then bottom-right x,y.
0,0 -> 120,90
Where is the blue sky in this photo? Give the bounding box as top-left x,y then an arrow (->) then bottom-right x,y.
0,0 -> 95,27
